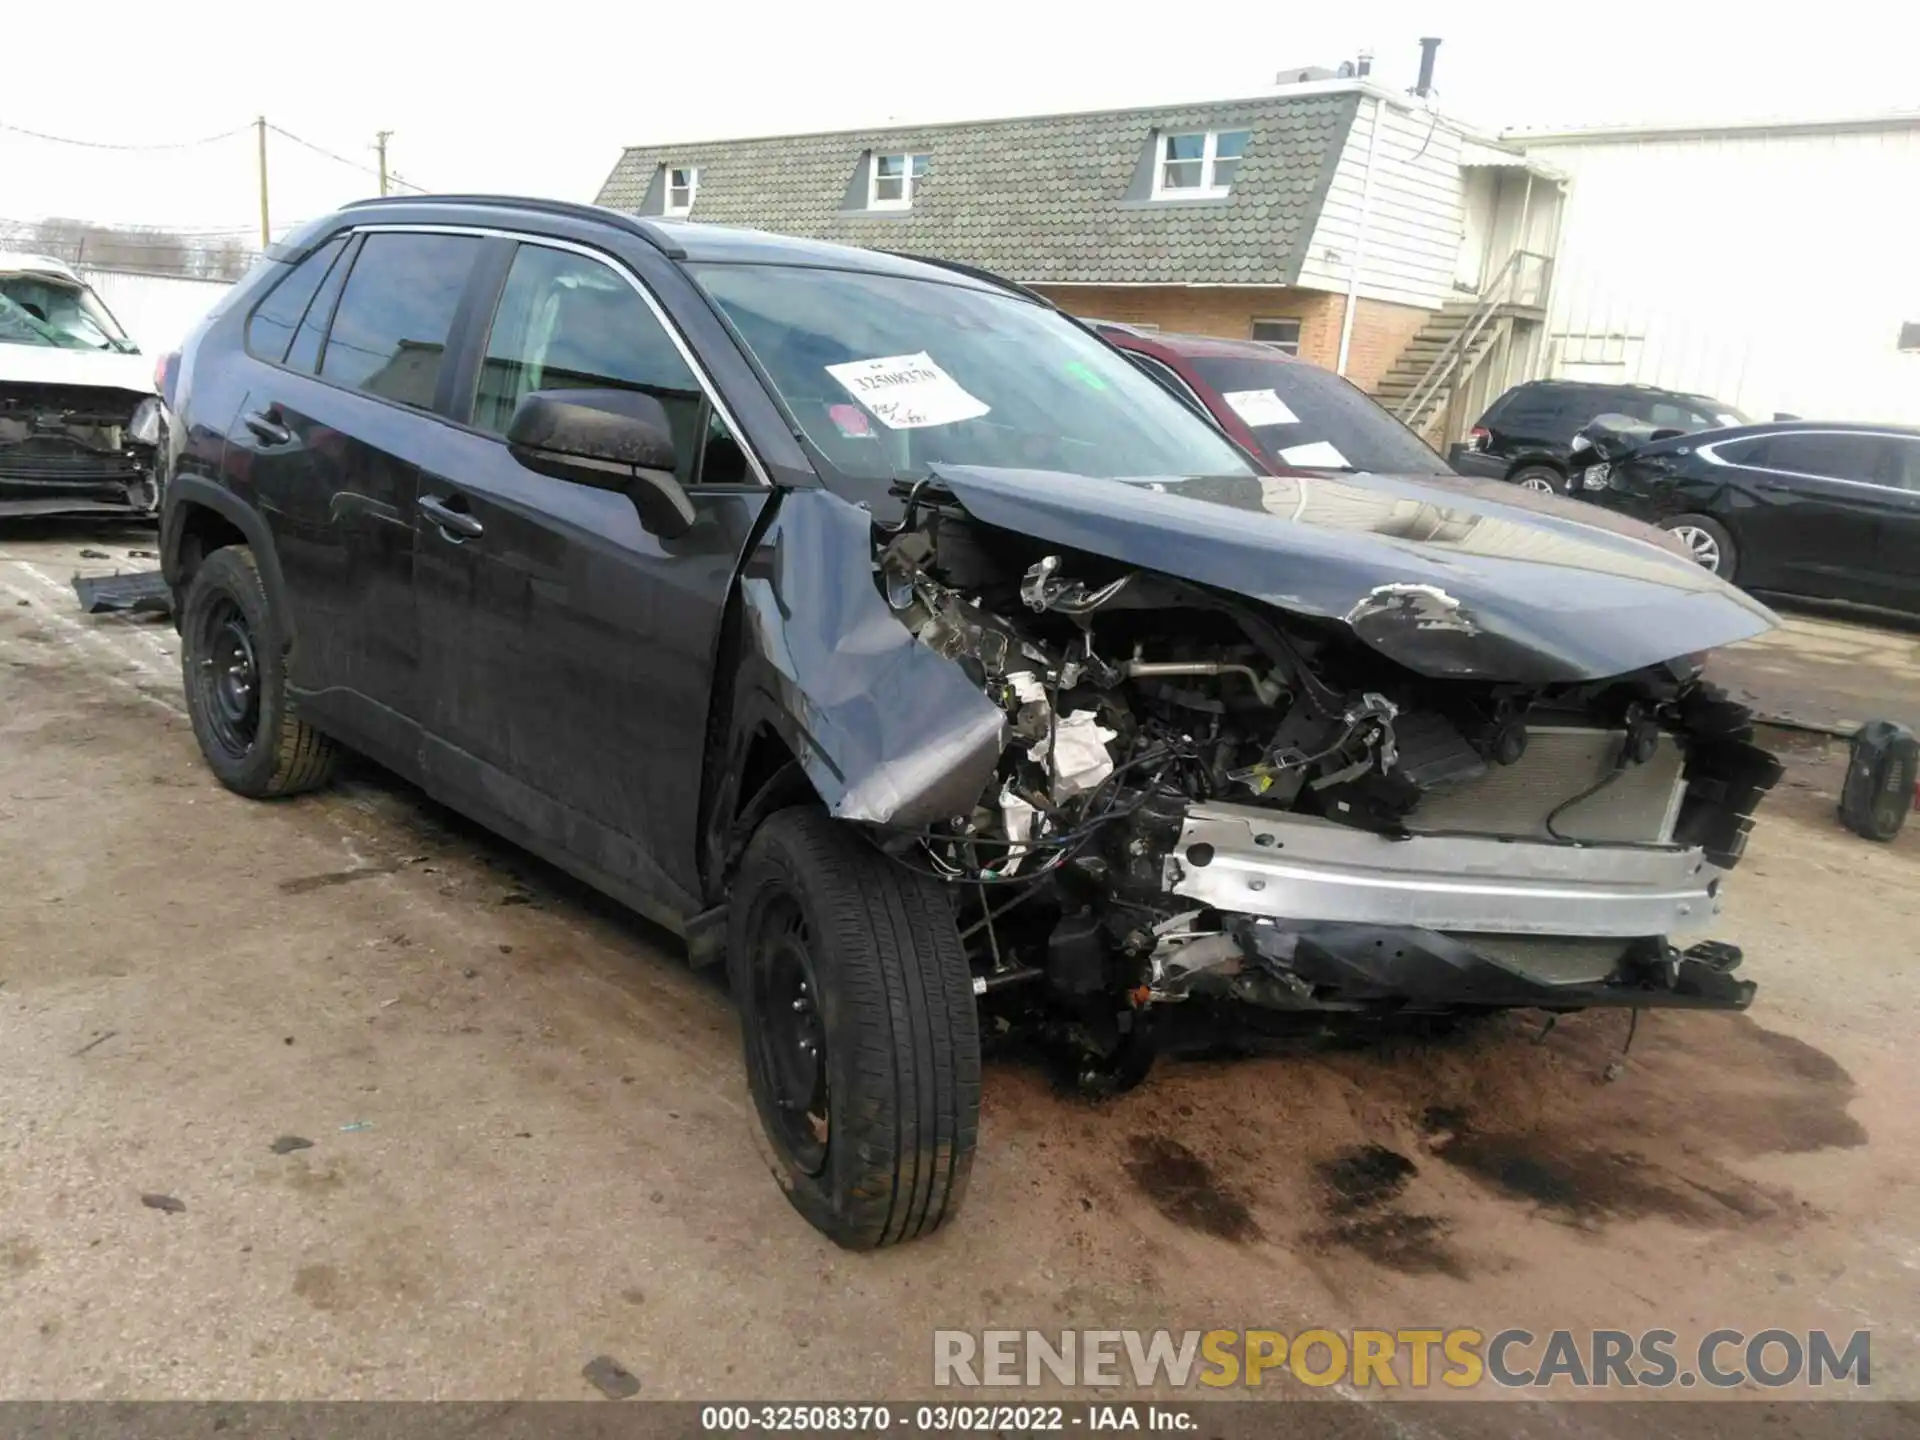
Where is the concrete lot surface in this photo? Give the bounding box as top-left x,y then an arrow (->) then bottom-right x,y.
2,521 -> 1917,1419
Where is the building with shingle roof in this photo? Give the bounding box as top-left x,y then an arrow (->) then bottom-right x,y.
597,78 -> 1565,435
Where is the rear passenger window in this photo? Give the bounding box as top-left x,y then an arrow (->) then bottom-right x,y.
1493,386 -> 1580,435
1715,438 -> 1770,467
474,242 -> 745,486
1760,433 -> 1883,483
245,237 -> 346,363
286,235 -> 358,375
318,232 -> 482,409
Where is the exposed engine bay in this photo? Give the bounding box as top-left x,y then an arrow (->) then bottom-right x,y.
861,479 -> 1782,1082
0,383 -> 163,517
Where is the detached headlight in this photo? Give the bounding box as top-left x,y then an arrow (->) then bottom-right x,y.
1580,462 -> 1611,490
128,398 -> 164,447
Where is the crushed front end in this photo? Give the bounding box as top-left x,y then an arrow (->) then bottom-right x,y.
0,383 -> 163,518
858,480 -> 1781,1078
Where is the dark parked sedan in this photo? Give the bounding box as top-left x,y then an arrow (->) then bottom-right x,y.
1086,322 -> 1454,477
1576,420 -> 1920,612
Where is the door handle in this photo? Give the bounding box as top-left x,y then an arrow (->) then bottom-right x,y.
418,493 -> 484,540
243,408 -> 292,446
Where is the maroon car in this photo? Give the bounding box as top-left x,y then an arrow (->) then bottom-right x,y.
1089,321 -> 1452,478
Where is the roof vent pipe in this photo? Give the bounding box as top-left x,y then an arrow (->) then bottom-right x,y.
1414,37 -> 1441,97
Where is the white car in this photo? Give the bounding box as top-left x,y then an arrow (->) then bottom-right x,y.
1,252 -> 164,519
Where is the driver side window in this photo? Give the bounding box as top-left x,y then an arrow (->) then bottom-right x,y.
473,243 -> 745,486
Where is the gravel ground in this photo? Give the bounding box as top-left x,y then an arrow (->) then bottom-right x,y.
2,519 -> 1916,1420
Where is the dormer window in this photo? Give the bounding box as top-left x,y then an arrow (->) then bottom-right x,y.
1152,129 -> 1248,200
868,153 -> 928,210
665,166 -> 699,216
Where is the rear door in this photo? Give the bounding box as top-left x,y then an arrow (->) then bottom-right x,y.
412,237 -> 771,917
1705,431 -> 1894,603
226,227 -> 487,769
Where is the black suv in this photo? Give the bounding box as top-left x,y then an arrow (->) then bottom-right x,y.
1453,379 -> 1752,494
160,197 -> 1782,1248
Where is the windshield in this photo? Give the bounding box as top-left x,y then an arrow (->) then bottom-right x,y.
0,274 -> 137,353
1184,352 -> 1448,474
689,264 -> 1254,484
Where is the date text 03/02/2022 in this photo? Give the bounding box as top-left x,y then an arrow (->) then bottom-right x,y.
699,1404 -> 1197,1432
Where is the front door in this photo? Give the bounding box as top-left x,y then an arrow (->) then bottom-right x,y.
412,239 -> 770,920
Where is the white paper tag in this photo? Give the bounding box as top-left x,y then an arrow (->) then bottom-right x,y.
825,352 -> 991,429
1279,440 -> 1351,468
1222,388 -> 1300,428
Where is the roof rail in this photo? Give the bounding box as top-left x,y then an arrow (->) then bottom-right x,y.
881,251 -> 1056,307
338,194 -> 685,257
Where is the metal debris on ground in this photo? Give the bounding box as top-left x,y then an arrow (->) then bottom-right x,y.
78,548 -> 111,559
581,1355 -> 641,1399
269,1135 -> 314,1154
71,571 -> 172,617
140,1193 -> 185,1214
339,1121 -> 374,1133
1839,720 -> 1916,842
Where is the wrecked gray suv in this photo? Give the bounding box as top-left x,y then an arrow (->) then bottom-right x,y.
160,199 -> 1781,1249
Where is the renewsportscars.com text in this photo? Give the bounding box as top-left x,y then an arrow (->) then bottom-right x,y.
932,1328 -> 1872,1390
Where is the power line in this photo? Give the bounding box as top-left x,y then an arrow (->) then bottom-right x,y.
265,124 -> 431,193
0,118 -> 251,151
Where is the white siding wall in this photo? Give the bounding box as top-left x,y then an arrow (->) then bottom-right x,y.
1297,98 -> 1467,310
78,268 -> 232,357
1525,122 -> 1920,424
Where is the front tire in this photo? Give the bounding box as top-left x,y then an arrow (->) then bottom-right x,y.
179,545 -> 337,797
1660,514 -> 1738,579
1510,464 -> 1565,495
728,807 -> 980,1249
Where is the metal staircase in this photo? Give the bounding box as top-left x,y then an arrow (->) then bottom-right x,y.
1373,249 -> 1552,441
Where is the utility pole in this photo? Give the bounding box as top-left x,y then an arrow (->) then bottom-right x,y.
255,116 -> 270,249
375,130 -> 393,197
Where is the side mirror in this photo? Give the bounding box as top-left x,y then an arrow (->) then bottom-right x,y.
506,388 -> 695,539
1774,411 -> 1801,422
1649,427 -> 1686,442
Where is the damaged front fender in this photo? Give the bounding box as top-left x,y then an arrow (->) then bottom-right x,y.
732,488 -> 1006,826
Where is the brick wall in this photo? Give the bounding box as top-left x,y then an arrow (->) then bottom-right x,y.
1035,284 -> 1429,390
1338,297 -> 1433,394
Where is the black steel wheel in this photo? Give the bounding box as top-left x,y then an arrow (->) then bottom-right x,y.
178,545 -> 338,798
194,594 -> 262,761
728,806 -> 980,1250
749,893 -> 831,1175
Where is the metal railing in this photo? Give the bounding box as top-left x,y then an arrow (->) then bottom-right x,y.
1394,249 -> 1553,428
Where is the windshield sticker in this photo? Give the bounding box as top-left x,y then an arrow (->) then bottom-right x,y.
826,352 -> 991,429
1063,360 -> 1110,392
1222,388 -> 1300,428
1279,440 -> 1350,468
826,403 -> 875,438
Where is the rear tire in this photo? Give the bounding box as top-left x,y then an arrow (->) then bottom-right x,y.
728,807 -> 980,1249
1660,514 -> 1738,579
1510,464 -> 1565,495
179,545 -> 337,798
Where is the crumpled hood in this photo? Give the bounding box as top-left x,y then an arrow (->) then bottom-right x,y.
0,345 -> 153,397
927,464 -> 1777,683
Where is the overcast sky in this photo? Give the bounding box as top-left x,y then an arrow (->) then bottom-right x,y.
4,0 -> 1914,240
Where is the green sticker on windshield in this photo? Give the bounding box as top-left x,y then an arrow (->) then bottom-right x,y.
1064,360 -> 1109,391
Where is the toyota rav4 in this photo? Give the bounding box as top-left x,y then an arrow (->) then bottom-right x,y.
160,197 -> 1782,1249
